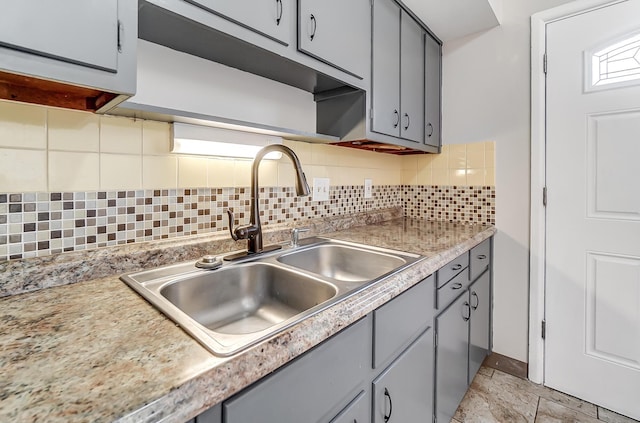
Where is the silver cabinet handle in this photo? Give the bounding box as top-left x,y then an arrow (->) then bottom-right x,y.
383,388 -> 393,422
309,14 -> 317,40
427,123 -> 434,137
477,254 -> 487,260
393,109 -> 399,128
451,282 -> 463,290
462,301 -> 471,322
276,0 -> 283,25
471,291 -> 479,310
452,263 -> 462,271
403,113 -> 410,130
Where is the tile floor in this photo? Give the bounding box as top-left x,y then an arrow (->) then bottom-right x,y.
453,366 -> 640,423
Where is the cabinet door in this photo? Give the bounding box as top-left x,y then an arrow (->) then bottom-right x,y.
187,0 -> 290,45
469,271 -> 491,383
399,11 -> 424,143
424,33 -> 441,149
330,390 -> 370,423
373,327 -> 434,423
196,403 -> 221,423
224,317 -> 371,423
298,0 -> 370,79
373,276 -> 434,369
372,0 -> 401,137
435,293 -> 470,423
0,1 -> 118,72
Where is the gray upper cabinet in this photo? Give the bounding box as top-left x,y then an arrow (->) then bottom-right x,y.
0,1 -> 118,72
186,0 -> 291,45
371,0 -> 401,138
298,0 -> 370,79
372,0 -> 426,143
399,11 -> 424,143
0,0 -> 136,112
424,32 -> 442,149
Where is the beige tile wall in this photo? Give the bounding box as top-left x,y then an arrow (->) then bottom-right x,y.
0,101 -> 407,193
0,100 -> 495,193
401,142 -> 496,187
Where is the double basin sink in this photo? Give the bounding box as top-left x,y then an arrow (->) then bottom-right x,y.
121,237 -> 421,356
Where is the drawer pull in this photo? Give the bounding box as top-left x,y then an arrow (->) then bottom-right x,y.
451,282 -> 463,290
384,388 -> 393,422
471,291 -> 479,309
462,301 -> 471,322
477,254 -> 487,260
452,264 -> 463,271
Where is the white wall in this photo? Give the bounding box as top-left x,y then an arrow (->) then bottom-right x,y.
442,0 -> 574,361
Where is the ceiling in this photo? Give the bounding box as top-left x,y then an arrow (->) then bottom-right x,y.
403,0 -> 502,42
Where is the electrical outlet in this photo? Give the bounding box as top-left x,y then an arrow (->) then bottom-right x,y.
364,178 -> 373,199
312,178 -> 330,201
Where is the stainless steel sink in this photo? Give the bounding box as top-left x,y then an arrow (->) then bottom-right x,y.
160,263 -> 337,335
121,238 -> 421,356
277,244 -> 407,282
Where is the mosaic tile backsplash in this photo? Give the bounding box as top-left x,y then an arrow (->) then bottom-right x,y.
0,185 -> 494,261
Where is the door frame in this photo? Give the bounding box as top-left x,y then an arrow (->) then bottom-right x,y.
528,0 -> 628,384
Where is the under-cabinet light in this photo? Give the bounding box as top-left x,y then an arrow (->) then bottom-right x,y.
171,123 -> 283,160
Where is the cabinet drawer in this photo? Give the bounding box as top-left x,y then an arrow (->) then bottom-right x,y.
437,270 -> 469,310
470,238 -> 491,281
330,390 -> 369,423
437,253 -> 469,288
373,275 -> 434,369
224,316 -> 371,423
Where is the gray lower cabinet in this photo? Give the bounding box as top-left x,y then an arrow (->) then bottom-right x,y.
373,327 -> 434,423
196,403 -> 221,423
185,0 -> 291,45
330,390 -> 370,423
223,316 -> 371,423
424,33 -> 441,149
435,293 -> 470,423
468,271 -> 491,383
435,237 -> 493,423
298,0 -> 370,79
193,241 -> 491,423
0,0 -> 136,111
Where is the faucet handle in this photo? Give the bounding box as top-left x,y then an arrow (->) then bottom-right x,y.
291,227 -> 310,247
226,209 -> 239,241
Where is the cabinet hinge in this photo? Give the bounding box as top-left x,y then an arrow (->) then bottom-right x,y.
541,320 -> 546,339
543,53 -> 547,74
543,186 -> 547,207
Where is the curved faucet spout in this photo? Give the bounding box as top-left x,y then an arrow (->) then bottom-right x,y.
227,144 -> 310,258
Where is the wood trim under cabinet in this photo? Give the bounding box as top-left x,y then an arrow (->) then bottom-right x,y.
482,352 -> 528,380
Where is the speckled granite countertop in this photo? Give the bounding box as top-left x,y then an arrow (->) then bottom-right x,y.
0,217 -> 495,423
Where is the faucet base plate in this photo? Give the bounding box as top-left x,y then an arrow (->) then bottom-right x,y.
223,244 -> 282,261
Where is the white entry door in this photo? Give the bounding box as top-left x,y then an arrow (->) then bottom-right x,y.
545,0 -> 640,419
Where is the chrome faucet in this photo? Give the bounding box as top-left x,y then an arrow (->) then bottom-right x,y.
290,227 -> 310,248
226,145 -> 310,260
